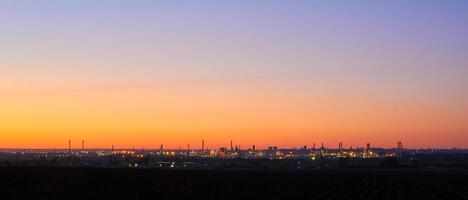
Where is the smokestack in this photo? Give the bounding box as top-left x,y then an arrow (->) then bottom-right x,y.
81,140 -> 85,153
230,140 -> 233,151
68,140 -> 71,154
252,145 -> 256,151
366,143 -> 371,155
112,145 -> 114,154
202,140 -> 205,151
313,143 -> 316,150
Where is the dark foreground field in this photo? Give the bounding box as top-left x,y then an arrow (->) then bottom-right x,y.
1,167 -> 468,200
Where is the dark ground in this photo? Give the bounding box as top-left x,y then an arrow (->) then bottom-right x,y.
1,167 -> 468,200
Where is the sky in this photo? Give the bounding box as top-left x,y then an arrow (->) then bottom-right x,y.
1,0 -> 467,149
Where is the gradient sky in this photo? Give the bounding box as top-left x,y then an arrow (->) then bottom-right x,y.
1,0 -> 467,149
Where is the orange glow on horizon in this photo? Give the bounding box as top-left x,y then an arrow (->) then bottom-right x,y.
1,83 -> 466,149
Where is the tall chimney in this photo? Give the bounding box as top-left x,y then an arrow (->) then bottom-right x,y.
202,140 -> 205,151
